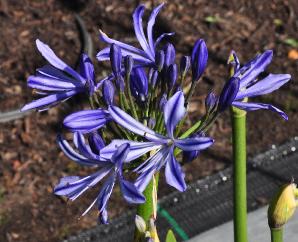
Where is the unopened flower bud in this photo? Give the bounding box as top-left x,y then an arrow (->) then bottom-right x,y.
130,68 -> 148,102
149,69 -> 158,88
159,94 -> 167,111
110,44 -> 122,76
191,39 -> 208,82
166,64 -> 177,90
268,183 -> 297,229
180,55 -> 191,78
102,80 -> 115,105
163,43 -> 176,68
155,50 -> 165,72
205,92 -> 217,113
135,215 -> 146,233
124,55 -> 134,77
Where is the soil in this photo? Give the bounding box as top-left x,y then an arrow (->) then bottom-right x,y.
0,0 -> 298,241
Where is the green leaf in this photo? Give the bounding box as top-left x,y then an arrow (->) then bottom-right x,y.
283,38 -> 298,48
166,229 -> 177,242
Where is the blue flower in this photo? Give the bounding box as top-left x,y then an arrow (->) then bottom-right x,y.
218,50 -> 291,119
100,91 -> 214,192
54,133 -> 145,223
96,3 -> 174,66
21,39 -> 95,111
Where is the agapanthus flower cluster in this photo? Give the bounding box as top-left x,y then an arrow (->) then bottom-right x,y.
22,3 -> 291,223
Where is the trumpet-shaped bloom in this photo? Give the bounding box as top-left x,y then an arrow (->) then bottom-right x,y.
218,50 -> 291,119
21,40 -> 95,111
100,91 -> 214,192
96,3 -> 174,66
54,134 -> 145,223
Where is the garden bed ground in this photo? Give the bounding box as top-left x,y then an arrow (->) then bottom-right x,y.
0,0 -> 297,241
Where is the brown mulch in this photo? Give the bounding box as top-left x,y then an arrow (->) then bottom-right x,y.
0,0 -> 298,241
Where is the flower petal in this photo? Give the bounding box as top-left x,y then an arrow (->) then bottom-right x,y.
133,5 -> 154,59
37,65 -> 78,83
54,166 -> 112,200
111,143 -> 130,167
163,91 -> 185,138
238,50 -> 273,88
96,47 -> 152,64
147,3 -> 165,53
36,39 -> 85,83
27,75 -> 79,91
236,74 -> 291,100
165,148 -> 187,192
73,132 -> 103,161
232,101 -> 288,120
21,90 -> 78,112
97,174 -> 116,213
174,137 -> 214,151
57,134 -> 104,166
119,179 -> 145,204
134,167 -> 156,192
63,109 -> 110,133
99,30 -> 148,58
100,140 -> 161,162
108,106 -> 166,141
154,32 -> 175,49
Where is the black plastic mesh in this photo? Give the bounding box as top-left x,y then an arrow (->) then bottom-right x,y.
64,137 -> 298,242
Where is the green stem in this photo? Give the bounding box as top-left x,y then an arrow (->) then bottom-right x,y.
270,228 -> 283,242
179,120 -> 201,139
231,106 -> 247,242
134,174 -> 159,242
125,75 -> 139,120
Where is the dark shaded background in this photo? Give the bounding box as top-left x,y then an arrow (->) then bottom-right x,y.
0,0 -> 297,241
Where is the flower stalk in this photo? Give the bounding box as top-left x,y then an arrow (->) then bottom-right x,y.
134,174 -> 159,242
231,106 -> 247,242
270,228 -> 283,242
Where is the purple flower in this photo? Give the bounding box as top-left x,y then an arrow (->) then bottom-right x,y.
191,39 -> 208,82
130,67 -> 149,102
100,91 -> 214,192
54,134 -> 145,222
63,109 -> 111,133
218,50 -> 291,119
96,4 -> 174,66
21,40 -> 95,111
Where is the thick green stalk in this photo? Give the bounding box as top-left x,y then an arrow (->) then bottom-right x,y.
134,174 -> 159,242
231,106 -> 247,242
270,228 -> 283,242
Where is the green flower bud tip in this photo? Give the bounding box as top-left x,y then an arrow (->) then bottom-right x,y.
268,183 -> 297,229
